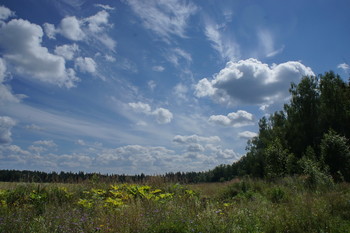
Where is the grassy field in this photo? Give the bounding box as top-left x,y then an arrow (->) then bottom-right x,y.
0,177 -> 350,233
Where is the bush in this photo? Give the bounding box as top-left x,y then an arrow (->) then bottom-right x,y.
298,157 -> 334,190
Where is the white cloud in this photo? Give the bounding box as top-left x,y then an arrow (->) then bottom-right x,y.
187,143 -> 205,152
96,34 -> 117,51
76,139 -> 86,146
153,108 -> 173,124
0,116 -> 15,144
126,0 -> 197,42
0,57 -> 6,83
167,48 -> 192,67
209,110 -> 254,127
0,5 -> 15,21
44,11 -> 116,50
75,57 -> 97,73
148,80 -> 156,91
34,140 -> 57,147
195,58 -> 314,109
94,4 -> 115,11
338,63 -> 349,71
117,58 -> 138,73
0,19 -> 80,88
129,102 -> 152,113
173,134 -> 220,144
128,102 -> 173,124
54,43 -> 79,60
59,16 -> 85,41
0,58 -> 21,104
84,10 -> 110,33
238,131 -> 258,139
173,83 -> 188,100
43,23 -> 56,39
204,21 -> 239,61
152,66 -> 165,72
104,55 -> 116,62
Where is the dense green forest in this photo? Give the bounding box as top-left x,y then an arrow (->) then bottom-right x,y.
1,71 -> 349,184
208,71 -> 350,183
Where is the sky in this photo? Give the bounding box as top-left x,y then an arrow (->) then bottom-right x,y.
0,0 -> 349,175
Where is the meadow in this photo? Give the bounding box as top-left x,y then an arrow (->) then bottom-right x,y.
0,177 -> 349,233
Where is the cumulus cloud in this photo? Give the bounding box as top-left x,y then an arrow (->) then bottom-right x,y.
44,11 -> 116,50
129,102 -> 173,124
60,16 -> 85,41
0,5 -> 15,21
43,23 -> 56,39
44,16 -> 86,41
75,57 -> 97,73
195,58 -> 314,109
153,108 -> 173,124
84,10 -> 110,33
0,116 -> 15,144
209,110 -> 254,127
0,18 -> 79,88
126,0 -> 197,42
238,131 -> 258,140
128,102 -> 152,113
54,43 -> 79,60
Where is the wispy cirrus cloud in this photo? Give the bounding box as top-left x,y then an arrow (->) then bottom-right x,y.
204,21 -> 239,61
257,29 -> 284,58
126,0 -> 197,42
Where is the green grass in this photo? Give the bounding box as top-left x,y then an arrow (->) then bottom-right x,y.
0,177 -> 350,232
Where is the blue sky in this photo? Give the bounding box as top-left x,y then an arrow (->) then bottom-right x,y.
0,0 -> 349,174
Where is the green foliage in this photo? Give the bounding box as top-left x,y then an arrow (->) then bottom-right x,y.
264,138 -> 290,179
298,156 -> 334,190
321,129 -> 350,181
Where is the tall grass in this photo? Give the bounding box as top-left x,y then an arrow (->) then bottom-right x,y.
0,177 -> 349,232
